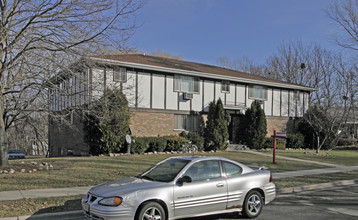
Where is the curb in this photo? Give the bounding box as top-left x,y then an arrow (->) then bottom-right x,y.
0,210 -> 83,220
278,179 -> 358,194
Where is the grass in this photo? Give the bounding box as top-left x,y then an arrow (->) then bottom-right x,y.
0,150 -> 357,218
0,195 -> 83,218
0,151 -> 330,191
263,149 -> 358,166
274,171 -> 358,188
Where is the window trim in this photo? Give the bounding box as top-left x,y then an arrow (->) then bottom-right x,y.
222,161 -> 243,177
293,90 -> 300,101
248,85 -> 268,101
113,67 -> 127,82
174,75 -> 200,94
221,81 -> 230,93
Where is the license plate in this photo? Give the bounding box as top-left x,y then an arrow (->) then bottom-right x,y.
83,203 -> 90,212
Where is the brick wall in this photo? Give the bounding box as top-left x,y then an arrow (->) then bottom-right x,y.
129,112 -> 180,137
266,116 -> 297,137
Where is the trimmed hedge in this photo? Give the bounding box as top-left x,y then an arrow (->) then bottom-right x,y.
130,136 -> 188,154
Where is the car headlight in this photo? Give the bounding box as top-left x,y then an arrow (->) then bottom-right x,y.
98,197 -> 123,206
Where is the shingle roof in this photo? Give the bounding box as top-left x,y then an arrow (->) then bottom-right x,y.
88,54 -> 315,91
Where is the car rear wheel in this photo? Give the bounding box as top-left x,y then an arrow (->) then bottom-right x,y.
242,190 -> 263,218
137,201 -> 166,220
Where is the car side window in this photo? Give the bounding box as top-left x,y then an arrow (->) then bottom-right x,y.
223,161 -> 242,176
185,160 -> 221,181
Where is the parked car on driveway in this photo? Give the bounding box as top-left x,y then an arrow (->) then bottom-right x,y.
82,156 -> 276,220
7,149 -> 26,160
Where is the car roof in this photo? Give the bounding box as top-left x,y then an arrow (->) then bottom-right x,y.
170,155 -> 233,162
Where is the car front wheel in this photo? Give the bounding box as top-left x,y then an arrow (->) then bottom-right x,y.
137,201 -> 166,220
242,190 -> 263,218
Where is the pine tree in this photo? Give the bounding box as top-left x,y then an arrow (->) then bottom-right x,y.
98,89 -> 130,153
204,98 -> 231,151
242,101 -> 267,149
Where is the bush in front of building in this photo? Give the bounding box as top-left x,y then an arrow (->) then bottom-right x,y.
286,133 -> 305,149
240,101 -> 267,149
130,136 -> 188,154
204,99 -> 231,151
180,131 -> 205,152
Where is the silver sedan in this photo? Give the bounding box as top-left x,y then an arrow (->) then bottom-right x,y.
82,156 -> 276,220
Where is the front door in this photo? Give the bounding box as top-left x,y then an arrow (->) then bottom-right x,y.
173,160 -> 227,218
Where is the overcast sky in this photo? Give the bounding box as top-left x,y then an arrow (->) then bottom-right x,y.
128,0 -> 342,66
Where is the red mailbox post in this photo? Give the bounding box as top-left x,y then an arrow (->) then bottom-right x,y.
271,130 -> 287,164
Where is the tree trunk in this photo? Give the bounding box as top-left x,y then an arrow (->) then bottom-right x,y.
316,134 -> 320,153
0,98 -> 7,167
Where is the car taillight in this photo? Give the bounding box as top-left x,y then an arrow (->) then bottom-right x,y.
269,172 -> 273,182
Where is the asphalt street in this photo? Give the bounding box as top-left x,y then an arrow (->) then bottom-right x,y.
40,184 -> 358,220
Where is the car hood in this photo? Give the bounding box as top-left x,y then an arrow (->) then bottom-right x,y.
89,177 -> 167,197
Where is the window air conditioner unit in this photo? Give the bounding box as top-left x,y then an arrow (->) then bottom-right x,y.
183,93 -> 193,100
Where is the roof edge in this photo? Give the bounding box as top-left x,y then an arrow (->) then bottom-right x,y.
87,56 -> 317,92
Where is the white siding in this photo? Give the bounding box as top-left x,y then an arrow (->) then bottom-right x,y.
304,92 -> 310,113
152,74 -> 165,109
215,82 -> 225,102
273,89 -> 281,116
265,89 -> 272,116
281,90 -> 289,117
203,80 -> 215,112
192,80 -> 203,111
289,91 -> 296,117
246,86 -> 253,108
92,68 -> 104,101
137,72 -> 151,108
166,75 -> 178,110
106,68 -> 121,91
179,93 -> 190,111
297,92 -> 304,117
225,84 -> 235,105
236,84 -> 246,105
123,71 -> 136,107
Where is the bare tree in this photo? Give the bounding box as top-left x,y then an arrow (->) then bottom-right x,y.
216,56 -> 265,76
0,0 -> 143,167
327,0 -> 358,51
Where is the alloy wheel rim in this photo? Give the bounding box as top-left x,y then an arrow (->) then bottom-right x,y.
143,207 -> 162,220
247,194 -> 261,215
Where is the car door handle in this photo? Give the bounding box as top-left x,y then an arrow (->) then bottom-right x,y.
216,183 -> 224,187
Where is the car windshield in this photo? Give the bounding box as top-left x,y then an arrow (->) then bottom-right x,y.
140,158 -> 190,182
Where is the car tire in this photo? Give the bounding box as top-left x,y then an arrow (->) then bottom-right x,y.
136,201 -> 166,220
242,190 -> 263,219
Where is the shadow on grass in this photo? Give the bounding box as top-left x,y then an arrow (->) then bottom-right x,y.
31,198 -> 82,216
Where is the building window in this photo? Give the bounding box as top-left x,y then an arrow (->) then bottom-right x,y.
248,85 -> 267,100
293,90 -> 300,100
174,114 -> 201,131
221,81 -> 230,93
114,67 -> 127,82
174,75 -> 200,93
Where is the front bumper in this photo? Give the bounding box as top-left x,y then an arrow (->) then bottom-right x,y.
82,193 -> 135,220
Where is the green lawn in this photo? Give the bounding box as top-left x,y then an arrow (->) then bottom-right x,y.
264,149 -> 358,166
0,151 -> 329,191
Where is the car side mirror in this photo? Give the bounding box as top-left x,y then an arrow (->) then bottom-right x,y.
177,176 -> 192,185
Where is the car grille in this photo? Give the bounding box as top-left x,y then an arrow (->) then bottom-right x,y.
89,195 -> 97,202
